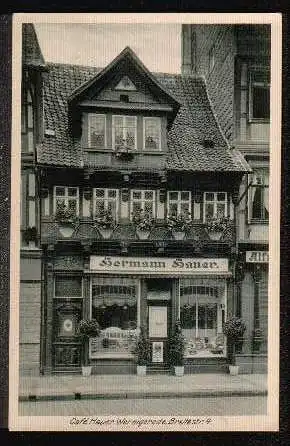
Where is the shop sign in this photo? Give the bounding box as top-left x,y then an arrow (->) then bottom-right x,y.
90,256 -> 229,275
152,342 -> 164,363
149,306 -> 167,338
246,251 -> 269,263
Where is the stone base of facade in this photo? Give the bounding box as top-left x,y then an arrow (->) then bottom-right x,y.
19,344 -> 41,376
184,357 -> 228,374
235,354 -> 267,374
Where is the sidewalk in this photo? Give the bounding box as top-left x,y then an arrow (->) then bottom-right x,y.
19,373 -> 267,401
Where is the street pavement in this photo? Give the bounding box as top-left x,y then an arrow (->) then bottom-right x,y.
19,395 -> 267,416
19,373 -> 267,401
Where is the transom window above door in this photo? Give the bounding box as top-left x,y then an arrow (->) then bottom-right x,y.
143,117 -> 161,150
88,114 -> 106,148
112,115 -> 137,150
54,186 -> 79,216
130,190 -> 156,218
94,188 -> 119,221
203,192 -> 227,221
167,191 -> 192,216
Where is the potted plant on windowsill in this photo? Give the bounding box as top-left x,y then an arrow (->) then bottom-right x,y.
23,226 -> 38,248
204,216 -> 230,241
133,327 -> 150,376
94,208 -> 116,239
166,212 -> 192,240
169,320 -> 186,376
54,202 -> 78,238
223,316 -> 246,375
77,318 -> 100,377
132,209 -> 154,240
114,138 -> 135,161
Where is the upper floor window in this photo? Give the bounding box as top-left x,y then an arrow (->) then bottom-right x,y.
21,86 -> 35,152
94,188 -> 119,221
88,114 -> 106,148
54,186 -> 79,216
130,190 -> 156,218
249,70 -> 270,121
167,191 -> 191,216
248,169 -> 269,222
143,117 -> 161,150
203,192 -> 227,221
112,115 -> 137,150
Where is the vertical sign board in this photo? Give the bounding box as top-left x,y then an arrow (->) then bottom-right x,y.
149,306 -> 167,338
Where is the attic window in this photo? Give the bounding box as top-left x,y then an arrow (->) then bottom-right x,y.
203,139 -> 215,148
120,94 -> 129,103
115,76 -> 137,91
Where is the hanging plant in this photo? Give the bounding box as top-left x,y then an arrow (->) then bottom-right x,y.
54,201 -> 78,225
132,208 -> 154,235
93,207 -> 116,230
204,216 -> 231,233
166,212 -> 192,237
114,137 -> 135,160
23,226 -> 38,244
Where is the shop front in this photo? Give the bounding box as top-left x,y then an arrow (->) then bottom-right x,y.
85,255 -> 231,374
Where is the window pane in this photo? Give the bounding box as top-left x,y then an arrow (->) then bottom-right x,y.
55,277 -> 82,297
252,86 -> 270,119
68,188 -> 78,197
108,190 -> 117,199
95,200 -> 105,214
205,192 -> 214,201
95,189 -> 105,198
181,191 -> 190,201
89,115 -> 105,147
144,190 -> 153,200
180,202 -> 190,215
108,201 -> 117,217
144,118 -> 160,150
169,192 -> 178,201
205,203 -> 214,219
56,198 -> 65,209
217,193 -> 226,201
168,203 -> 178,215
125,117 -> 136,127
68,200 -> 77,214
132,202 -> 142,213
124,128 -> 135,149
132,191 -> 142,200
144,202 -> 153,214
55,187 -> 65,196
252,187 -> 263,219
216,203 -> 226,217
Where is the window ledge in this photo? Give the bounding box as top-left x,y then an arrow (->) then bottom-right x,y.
248,220 -> 269,225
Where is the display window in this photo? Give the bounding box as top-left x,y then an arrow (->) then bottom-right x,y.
180,278 -> 226,357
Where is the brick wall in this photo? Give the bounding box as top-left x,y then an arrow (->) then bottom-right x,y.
189,25 -> 237,142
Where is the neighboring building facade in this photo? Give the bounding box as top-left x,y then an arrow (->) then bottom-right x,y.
21,25 -> 253,376
20,24 -> 46,375
182,24 -> 270,372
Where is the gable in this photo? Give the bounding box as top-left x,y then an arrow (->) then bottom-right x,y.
93,69 -> 163,105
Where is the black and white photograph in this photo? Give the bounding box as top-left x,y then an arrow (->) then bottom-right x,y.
9,13 -> 281,431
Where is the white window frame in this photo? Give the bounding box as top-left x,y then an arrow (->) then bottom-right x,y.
143,117 -> 162,151
54,275 -> 83,299
130,189 -> 156,220
93,188 -> 120,221
112,115 -> 137,150
53,186 -> 80,216
203,192 -> 228,222
87,113 -> 106,148
249,70 -> 270,122
167,191 -> 192,216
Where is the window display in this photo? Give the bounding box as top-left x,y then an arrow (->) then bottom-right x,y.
180,278 -> 226,357
90,276 -> 138,358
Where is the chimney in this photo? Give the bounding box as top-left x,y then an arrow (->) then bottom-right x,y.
181,24 -> 195,75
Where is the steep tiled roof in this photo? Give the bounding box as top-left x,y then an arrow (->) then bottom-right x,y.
38,63 -> 250,172
22,24 -> 45,68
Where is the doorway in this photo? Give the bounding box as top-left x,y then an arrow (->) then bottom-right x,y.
146,279 -> 172,366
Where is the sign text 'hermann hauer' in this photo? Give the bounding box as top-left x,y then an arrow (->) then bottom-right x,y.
90,256 -> 229,275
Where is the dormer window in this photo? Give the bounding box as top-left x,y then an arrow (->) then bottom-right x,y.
112,115 -> 137,150
143,117 -> 161,150
88,114 -> 106,148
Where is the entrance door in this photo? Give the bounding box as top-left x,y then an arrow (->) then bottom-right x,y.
146,279 -> 172,365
